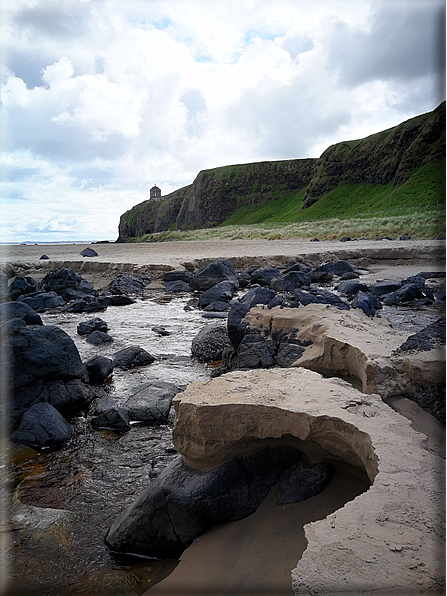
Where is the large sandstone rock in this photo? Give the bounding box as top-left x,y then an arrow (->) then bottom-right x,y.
244,304 -> 445,396
170,368 -> 444,594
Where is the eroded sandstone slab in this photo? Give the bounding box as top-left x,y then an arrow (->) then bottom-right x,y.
172,368 -> 445,595
244,304 -> 445,396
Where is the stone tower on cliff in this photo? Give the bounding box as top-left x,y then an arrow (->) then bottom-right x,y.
149,185 -> 161,201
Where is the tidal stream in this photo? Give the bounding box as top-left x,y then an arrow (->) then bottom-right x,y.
3,288 -> 443,595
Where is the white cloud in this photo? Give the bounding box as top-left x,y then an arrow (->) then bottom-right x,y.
0,0 -> 444,241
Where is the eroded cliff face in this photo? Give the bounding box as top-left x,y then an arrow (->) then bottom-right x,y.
302,100 -> 446,208
117,101 -> 445,241
118,159 -> 316,241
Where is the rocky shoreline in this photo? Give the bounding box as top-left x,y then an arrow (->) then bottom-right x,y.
1,238 -> 445,595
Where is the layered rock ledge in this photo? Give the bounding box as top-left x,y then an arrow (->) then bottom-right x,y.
172,368 -> 445,594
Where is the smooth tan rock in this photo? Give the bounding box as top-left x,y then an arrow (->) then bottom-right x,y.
245,304 -> 445,396
172,368 -> 445,595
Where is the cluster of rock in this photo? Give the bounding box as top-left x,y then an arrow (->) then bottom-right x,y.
182,259 -> 444,376
1,268 -> 180,450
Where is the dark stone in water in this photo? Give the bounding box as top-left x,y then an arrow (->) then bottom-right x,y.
105,446 -> 302,559
191,324 -> 231,362
0,301 -> 43,326
77,317 -> 109,336
277,461 -> 333,504
17,291 -> 65,312
11,402 -> 73,449
123,381 -> 180,425
112,346 -> 155,369
84,355 -> 113,385
86,330 -> 114,346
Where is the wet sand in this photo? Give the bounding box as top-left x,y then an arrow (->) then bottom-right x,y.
147,466 -> 370,596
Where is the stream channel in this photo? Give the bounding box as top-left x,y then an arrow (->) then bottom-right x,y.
3,286 -> 442,596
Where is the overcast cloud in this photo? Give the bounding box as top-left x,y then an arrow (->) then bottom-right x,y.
0,0 -> 445,242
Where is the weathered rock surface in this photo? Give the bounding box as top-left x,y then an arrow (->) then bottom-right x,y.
84,355 -> 113,385
191,324 -> 231,362
112,346 -> 155,369
17,291 -> 65,312
77,317 -> 109,335
123,381 -> 180,425
189,260 -> 237,292
105,446 -> 325,559
170,368 -> 445,595
245,304 -> 445,396
104,272 -> 151,296
39,268 -> 97,302
11,402 -> 73,449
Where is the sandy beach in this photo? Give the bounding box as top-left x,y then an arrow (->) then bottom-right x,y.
1,238 -> 445,291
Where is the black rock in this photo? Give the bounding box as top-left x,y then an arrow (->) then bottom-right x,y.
103,294 -> 136,306
198,280 -> 235,308
152,326 -> 170,336
9,276 -> 38,301
337,280 -> 369,296
339,236 -> 351,242
310,262 -> 334,283
65,296 -> 108,313
275,343 -> 306,367
112,346 -> 155,369
191,324 -> 231,362
123,381 -> 180,425
309,238 -> 319,242
271,271 -> 311,292
104,273 -> 151,296
250,268 -> 281,287
382,283 -> 424,305
11,402 -> 73,449
277,461 -> 332,504
236,271 -> 251,288
91,399 -> 131,432
164,280 -> 193,293
84,355 -> 113,385
40,255 -> 49,260
105,447 -> 301,559
395,318 -> 446,353
80,247 -> 98,257
339,271 -> 360,281
370,281 -> 402,297
163,270 -> 193,284
240,286 -> 276,309
236,332 -> 277,369
203,301 -> 231,312
351,291 -> 381,317
86,330 -> 114,346
227,302 -> 250,349
77,317 -> 109,335
0,301 -> 43,326
190,260 -> 237,292
332,260 -> 356,276
17,291 -> 65,312
39,268 -> 97,302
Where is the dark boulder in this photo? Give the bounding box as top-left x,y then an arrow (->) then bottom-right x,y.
382,283 -> 424,306
91,397 -> 131,432
40,255 -> 49,260
191,324 -> 231,362
163,280 -> 193,293
10,322 -> 87,391
123,381 -> 180,425
104,273 -> 151,296
17,291 -> 65,312
294,288 -> 349,310
198,280 -> 235,308
250,267 -> 281,287
80,247 -> 98,257
370,281 -> 402,297
337,280 -> 369,296
270,271 -> 311,293
65,295 -> 108,313
11,402 -> 73,449
189,260 -> 237,292
310,262 -> 334,283
84,355 -> 113,385
275,343 -> 306,367
0,301 -> 43,326
227,302 -> 250,349
351,291 -> 381,317
152,326 -> 170,336
339,271 -> 360,281
395,318 -> 446,353
240,286 -> 276,309
12,378 -> 91,430
39,268 -> 97,302
277,461 -> 332,504
236,332 -> 277,369
332,260 -> 356,276
112,346 -> 155,369
105,447 -> 301,559
9,276 -> 38,301
103,295 -> 136,306
236,271 -> 251,288
203,301 -> 231,313
86,330 -> 114,346
163,270 -> 193,284
77,317 -> 109,336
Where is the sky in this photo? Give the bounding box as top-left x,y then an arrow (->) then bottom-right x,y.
0,0 -> 445,243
